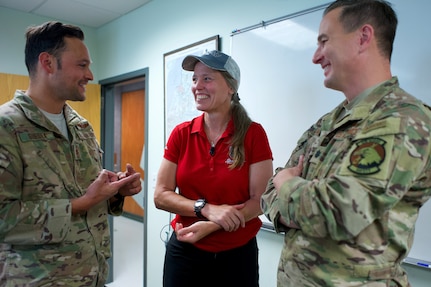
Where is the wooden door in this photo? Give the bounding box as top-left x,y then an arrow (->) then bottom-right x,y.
120,89 -> 145,217
0,73 -> 101,141
0,73 -> 29,103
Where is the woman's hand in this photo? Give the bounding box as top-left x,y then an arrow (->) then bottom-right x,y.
203,203 -> 246,232
175,221 -> 220,243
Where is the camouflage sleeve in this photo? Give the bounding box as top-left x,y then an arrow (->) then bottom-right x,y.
0,136 -> 71,244
261,123 -> 316,233
260,169 -> 286,232
275,110 -> 431,241
108,196 -> 124,215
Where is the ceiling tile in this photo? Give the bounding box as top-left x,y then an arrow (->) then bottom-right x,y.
34,0 -> 120,27
73,0 -> 151,15
0,0 -> 152,28
0,0 -> 46,12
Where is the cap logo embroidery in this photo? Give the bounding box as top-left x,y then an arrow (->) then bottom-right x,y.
348,138 -> 386,175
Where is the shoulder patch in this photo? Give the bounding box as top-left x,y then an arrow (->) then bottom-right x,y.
348,138 -> 386,175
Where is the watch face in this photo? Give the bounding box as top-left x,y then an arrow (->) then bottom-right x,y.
195,199 -> 205,208
194,199 -> 206,219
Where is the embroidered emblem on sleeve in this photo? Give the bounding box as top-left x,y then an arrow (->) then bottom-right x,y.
348,138 -> 386,175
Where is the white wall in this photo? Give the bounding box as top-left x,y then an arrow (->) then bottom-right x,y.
0,7 -> 98,79
2,0 -> 431,286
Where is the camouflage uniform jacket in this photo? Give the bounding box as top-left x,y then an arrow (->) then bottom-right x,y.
0,91 -> 122,287
261,77 -> 431,287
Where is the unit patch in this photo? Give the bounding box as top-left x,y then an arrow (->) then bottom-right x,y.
348,138 -> 386,175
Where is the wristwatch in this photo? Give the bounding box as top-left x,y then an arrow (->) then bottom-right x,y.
194,199 -> 207,219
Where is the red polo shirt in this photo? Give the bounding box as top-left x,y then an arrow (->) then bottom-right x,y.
164,113 -> 273,252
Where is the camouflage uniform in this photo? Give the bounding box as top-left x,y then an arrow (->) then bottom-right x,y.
0,91 -> 122,287
261,77 -> 431,287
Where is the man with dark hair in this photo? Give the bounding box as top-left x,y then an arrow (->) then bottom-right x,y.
262,1 -> 431,286
0,21 -> 142,286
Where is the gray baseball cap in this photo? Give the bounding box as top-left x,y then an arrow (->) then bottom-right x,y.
182,50 -> 240,89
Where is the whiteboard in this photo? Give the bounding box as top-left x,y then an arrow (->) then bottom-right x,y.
231,0 -> 431,268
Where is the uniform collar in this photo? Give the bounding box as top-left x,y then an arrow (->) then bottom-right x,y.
14,90 -> 89,135
328,77 -> 399,129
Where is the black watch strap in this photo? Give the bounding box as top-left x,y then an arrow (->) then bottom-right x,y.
194,199 -> 207,219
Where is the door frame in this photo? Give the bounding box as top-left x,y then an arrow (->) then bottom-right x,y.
99,68 -> 149,285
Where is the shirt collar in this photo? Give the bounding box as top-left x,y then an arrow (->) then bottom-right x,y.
191,113 -> 234,138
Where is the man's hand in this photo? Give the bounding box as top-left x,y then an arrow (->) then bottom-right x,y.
116,163 -> 142,197
273,155 -> 304,229
71,168 -> 140,214
273,155 -> 304,193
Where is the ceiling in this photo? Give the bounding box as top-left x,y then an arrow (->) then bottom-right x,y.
0,0 -> 152,28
